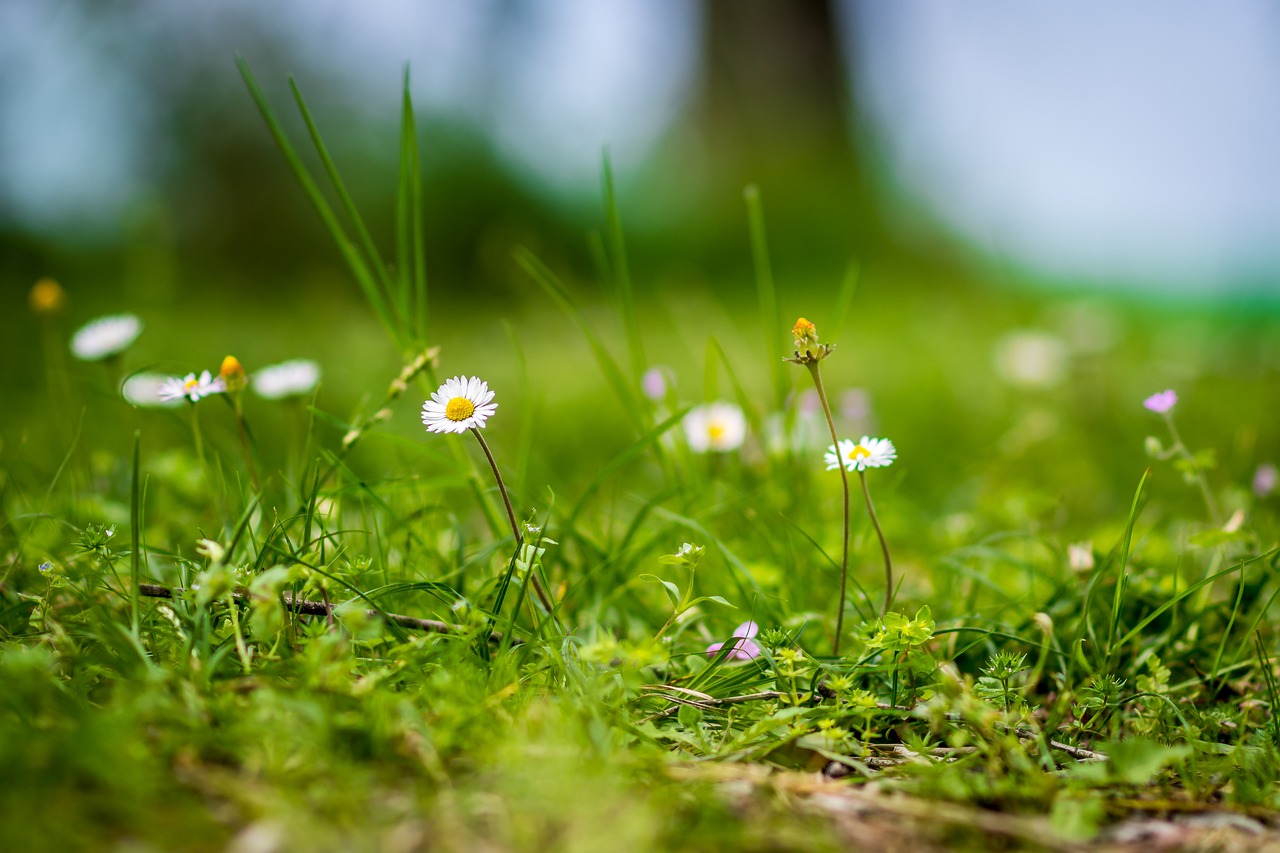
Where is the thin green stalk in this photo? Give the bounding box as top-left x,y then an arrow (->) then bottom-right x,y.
805,362 -> 851,654
231,397 -> 261,492
858,470 -> 894,616
190,404 -> 206,469
130,431 -> 142,636
1163,413 -> 1222,526
225,594 -> 252,673
470,428 -> 556,616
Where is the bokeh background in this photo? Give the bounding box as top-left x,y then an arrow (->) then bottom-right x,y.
4,0 -> 1280,542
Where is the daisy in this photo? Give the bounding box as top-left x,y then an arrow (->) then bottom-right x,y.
121,372 -> 184,408
707,621 -> 761,661
422,375 -> 497,433
825,436 -> 896,472
252,359 -> 321,399
1143,389 -> 1177,414
683,402 -> 746,453
158,371 -> 226,404
70,314 -> 142,361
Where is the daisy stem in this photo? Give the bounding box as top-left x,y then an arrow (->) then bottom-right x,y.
859,470 -> 894,616
190,404 -> 207,469
470,427 -> 556,615
231,396 -> 261,493
805,362 -> 851,656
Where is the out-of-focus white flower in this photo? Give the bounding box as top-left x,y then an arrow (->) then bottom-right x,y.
683,402 -> 746,453
252,359 -> 321,399
825,436 -> 896,472
422,375 -> 497,433
70,314 -> 142,361
121,373 -> 184,408
158,371 -> 226,404
993,330 -> 1068,389
1068,542 -> 1095,572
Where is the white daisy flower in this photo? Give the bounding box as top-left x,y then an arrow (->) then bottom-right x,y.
684,402 -> 746,453
422,375 -> 497,433
70,314 -> 142,361
121,373 -> 184,408
157,371 -> 226,404
252,359 -> 321,399
825,436 -> 896,472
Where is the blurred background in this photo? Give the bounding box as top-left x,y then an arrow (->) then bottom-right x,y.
3,0 -> 1279,539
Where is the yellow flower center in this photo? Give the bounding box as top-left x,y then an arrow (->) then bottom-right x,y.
707,422 -> 727,442
445,397 -> 475,421
847,444 -> 870,461
184,378 -> 199,392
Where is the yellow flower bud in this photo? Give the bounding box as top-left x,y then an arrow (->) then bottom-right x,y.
29,278 -> 66,316
785,316 -> 833,365
220,355 -> 248,393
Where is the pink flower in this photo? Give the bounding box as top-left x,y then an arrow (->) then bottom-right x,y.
1143,389 -> 1177,414
707,621 -> 761,660
1255,464 -> 1277,498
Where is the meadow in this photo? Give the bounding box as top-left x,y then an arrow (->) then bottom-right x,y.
4,66 -> 1280,851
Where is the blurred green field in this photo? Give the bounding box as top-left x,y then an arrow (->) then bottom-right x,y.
4,65 -> 1280,852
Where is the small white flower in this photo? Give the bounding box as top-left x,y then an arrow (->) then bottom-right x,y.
825,436 -> 897,472
683,402 -> 746,453
993,330 -> 1067,389
1067,542 -> 1095,572
158,371 -> 226,404
121,372 -> 184,408
422,375 -> 497,433
252,359 -> 321,399
70,314 -> 142,361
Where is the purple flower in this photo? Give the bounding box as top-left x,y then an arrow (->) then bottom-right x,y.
642,367 -> 670,402
1255,464 -> 1277,498
707,621 -> 761,660
1142,389 -> 1177,414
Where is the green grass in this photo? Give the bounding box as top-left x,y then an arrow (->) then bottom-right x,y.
4,68 -> 1280,851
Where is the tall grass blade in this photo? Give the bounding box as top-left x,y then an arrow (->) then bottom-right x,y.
601,151 -> 645,381
744,185 -> 784,409
236,57 -> 401,349
397,67 -> 428,343
514,246 -> 643,426
130,430 -> 142,635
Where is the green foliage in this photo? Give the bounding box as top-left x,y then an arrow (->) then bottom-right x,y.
3,67 -> 1280,851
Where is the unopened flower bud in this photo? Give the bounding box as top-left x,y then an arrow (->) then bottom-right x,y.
220,355 -> 248,393
785,317 -> 834,365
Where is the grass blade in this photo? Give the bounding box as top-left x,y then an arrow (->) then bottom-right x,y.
744,185 -> 784,409
601,150 -> 645,381
236,57 -> 402,349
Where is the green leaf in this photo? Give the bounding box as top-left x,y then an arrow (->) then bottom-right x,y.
639,574 -> 681,608
1105,737 -> 1191,785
